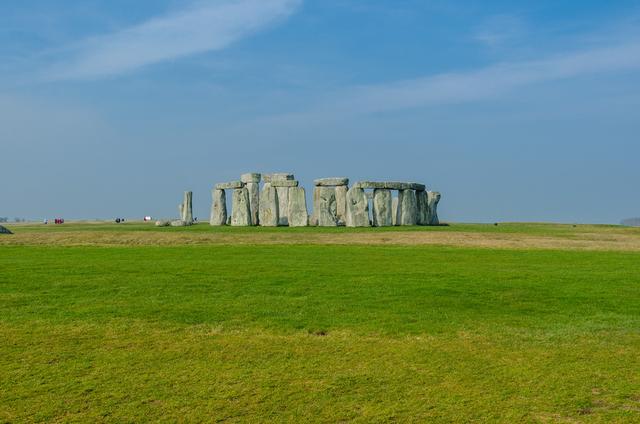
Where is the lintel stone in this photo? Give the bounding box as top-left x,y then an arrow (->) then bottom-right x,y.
240,173 -> 261,183
314,177 -> 349,187
215,181 -> 244,190
270,180 -> 299,188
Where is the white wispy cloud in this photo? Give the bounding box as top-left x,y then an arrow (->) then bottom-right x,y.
46,0 -> 301,80
297,38 -> 640,117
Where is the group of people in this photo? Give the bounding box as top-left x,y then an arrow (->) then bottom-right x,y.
44,218 -> 65,224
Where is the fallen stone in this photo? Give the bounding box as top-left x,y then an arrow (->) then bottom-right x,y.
288,187 -> 309,227
416,190 -> 428,225
316,186 -> 338,226
427,191 -> 441,226
346,187 -> 370,227
231,187 -> 252,226
372,189 -> 393,227
240,173 -> 261,183
155,220 -> 170,227
263,173 -> 294,183
215,181 -> 244,190
171,220 -> 189,227
270,180 -> 299,188
259,183 -> 279,226
210,189 -> 227,226
245,182 -> 260,226
397,190 -> 418,226
0,225 -> 13,234
335,185 -> 348,222
314,177 -> 349,187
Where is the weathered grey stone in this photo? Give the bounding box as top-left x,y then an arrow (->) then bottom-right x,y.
276,186 -> 290,226
316,186 -> 338,226
416,190 -> 428,225
231,187 -> 252,226
392,197 -> 399,226
240,173 -> 261,183
270,180 -> 299,188
226,216 -> 231,225
259,183 -> 279,226
215,181 -> 243,190
263,173 -> 294,183
181,191 -> 193,223
354,181 -> 425,191
171,219 -> 189,227
346,187 -> 370,227
397,190 -> 418,226
427,191 -> 441,226
288,187 -> 308,227
335,185 -> 348,222
354,181 -> 386,189
155,220 -> 170,227
372,189 -> 393,227
210,189 -> 227,226
246,182 -> 260,226
314,177 -> 349,187
0,225 -> 13,234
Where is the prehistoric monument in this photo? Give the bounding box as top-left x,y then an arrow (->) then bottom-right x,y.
204,173 -> 441,228
0,225 -> 12,234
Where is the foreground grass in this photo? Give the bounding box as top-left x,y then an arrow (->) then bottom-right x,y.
1,228 -> 640,422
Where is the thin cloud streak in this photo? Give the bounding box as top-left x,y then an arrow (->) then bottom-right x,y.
46,0 -> 301,80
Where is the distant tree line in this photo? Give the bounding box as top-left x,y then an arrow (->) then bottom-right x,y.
0,217 -> 8,223
621,217 -> 640,227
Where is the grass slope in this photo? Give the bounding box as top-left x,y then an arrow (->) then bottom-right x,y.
1,226 -> 639,422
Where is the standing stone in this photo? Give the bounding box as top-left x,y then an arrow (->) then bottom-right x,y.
259,184 -> 279,227
276,186 -> 290,226
392,197 -> 399,226
416,190 -> 429,226
210,189 -> 227,226
372,189 -> 393,227
310,187 -> 321,226
335,185 -> 348,224
181,191 -> 193,224
241,174 -> 261,226
397,190 -> 418,226
316,187 -> 338,227
231,187 -> 251,226
288,187 -> 309,227
345,187 -> 370,227
427,191 -> 442,226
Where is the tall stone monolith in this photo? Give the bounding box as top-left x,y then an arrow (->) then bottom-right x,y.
316,186 -> 338,226
416,190 -> 428,225
241,173 -> 261,226
335,185 -> 348,224
181,191 -> 193,224
427,191 -> 441,226
392,196 -> 399,226
259,183 -> 279,227
397,190 -> 418,226
345,187 -> 370,227
288,187 -> 309,227
372,189 -> 393,227
231,187 -> 251,226
210,189 -> 227,226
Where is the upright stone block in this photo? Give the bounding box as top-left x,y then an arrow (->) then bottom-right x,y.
259,184 -> 279,227
335,185 -> 348,224
316,186 -> 338,227
276,186 -> 290,226
246,182 -> 260,226
372,189 -> 393,227
392,197 -> 399,226
346,187 -> 370,227
231,187 -> 252,226
427,191 -> 442,226
210,189 -> 227,226
288,187 -> 309,227
416,190 -> 428,226
181,191 -> 193,224
397,190 -> 418,226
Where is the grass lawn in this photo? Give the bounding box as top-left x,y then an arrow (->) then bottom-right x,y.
1,223 -> 639,422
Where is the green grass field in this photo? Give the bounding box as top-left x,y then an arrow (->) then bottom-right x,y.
1,223 -> 639,422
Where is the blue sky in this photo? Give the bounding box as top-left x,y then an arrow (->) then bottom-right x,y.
1,0 -> 639,223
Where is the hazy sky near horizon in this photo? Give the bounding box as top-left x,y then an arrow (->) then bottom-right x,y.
1,0 -> 639,223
